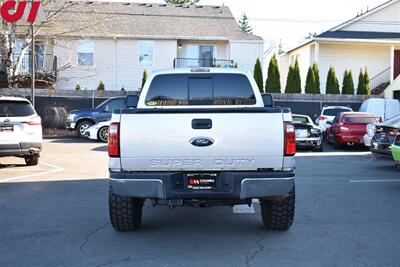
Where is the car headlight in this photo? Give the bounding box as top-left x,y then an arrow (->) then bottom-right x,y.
310,128 -> 321,134
67,114 -> 76,122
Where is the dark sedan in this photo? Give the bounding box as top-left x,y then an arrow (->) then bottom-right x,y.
371,114 -> 400,159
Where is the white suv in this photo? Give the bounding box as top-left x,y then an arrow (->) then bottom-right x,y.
0,96 -> 42,166
315,106 -> 353,132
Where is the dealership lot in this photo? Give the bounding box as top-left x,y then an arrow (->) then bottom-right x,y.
1,139 -> 400,267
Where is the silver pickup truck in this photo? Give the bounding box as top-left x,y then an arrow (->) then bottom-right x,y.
108,68 -> 296,231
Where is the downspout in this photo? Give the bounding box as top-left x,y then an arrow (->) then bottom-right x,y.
113,36 -> 117,91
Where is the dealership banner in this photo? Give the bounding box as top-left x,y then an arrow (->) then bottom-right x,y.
1,0 -> 40,23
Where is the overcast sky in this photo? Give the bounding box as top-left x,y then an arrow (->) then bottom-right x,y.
108,0 -> 387,49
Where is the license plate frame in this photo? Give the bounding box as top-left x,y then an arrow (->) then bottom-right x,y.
186,173 -> 218,190
0,125 -> 14,132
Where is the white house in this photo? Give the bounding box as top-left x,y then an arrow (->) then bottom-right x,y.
279,0 -> 400,99
17,1 -> 264,91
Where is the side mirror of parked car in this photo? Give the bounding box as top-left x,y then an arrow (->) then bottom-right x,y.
262,94 -> 274,108
126,95 -> 139,109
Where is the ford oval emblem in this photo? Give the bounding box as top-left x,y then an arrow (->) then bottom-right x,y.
190,137 -> 215,147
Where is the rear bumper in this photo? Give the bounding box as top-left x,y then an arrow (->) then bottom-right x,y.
0,142 -> 42,157
296,137 -> 322,147
110,171 -> 295,200
65,122 -> 76,130
336,134 -> 364,144
370,140 -> 393,159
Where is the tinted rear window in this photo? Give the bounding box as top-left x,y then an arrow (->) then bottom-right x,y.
145,74 -> 256,106
0,101 -> 35,117
293,116 -> 309,124
323,108 -> 352,116
343,116 -> 377,124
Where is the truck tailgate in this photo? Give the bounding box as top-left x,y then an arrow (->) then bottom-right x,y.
119,112 -> 284,171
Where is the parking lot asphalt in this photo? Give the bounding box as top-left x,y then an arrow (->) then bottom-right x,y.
1,139 -> 400,267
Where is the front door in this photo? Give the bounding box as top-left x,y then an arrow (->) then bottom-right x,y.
394,50 -> 400,80
199,45 -> 213,67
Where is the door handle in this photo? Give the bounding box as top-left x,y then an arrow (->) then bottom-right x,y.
192,119 -> 212,130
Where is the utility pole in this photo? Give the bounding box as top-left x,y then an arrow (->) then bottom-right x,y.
31,22 -> 35,107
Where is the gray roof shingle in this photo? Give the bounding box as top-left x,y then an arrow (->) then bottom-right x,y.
39,1 -> 262,41
317,30 -> 400,40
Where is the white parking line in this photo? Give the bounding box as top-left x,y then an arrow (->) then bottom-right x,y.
350,179 -> 400,183
0,161 -> 64,183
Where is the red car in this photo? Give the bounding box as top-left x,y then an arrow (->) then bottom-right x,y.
327,112 -> 379,148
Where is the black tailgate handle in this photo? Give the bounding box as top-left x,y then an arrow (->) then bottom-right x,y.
192,119 -> 212,130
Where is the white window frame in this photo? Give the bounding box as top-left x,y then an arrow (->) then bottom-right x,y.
138,40 -> 154,67
77,40 -> 94,67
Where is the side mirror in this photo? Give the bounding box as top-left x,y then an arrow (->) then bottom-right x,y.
126,95 -> 139,109
261,94 -> 274,108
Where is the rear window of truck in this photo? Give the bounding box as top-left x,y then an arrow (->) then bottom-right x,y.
342,116 -> 377,124
323,108 -> 352,116
0,101 -> 35,117
145,74 -> 256,106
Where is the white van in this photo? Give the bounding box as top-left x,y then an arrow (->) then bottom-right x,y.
359,98 -> 400,121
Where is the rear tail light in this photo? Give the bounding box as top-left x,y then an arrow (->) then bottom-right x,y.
388,131 -> 398,137
108,122 -> 120,157
27,115 -> 41,126
319,116 -> 328,121
284,122 -> 296,156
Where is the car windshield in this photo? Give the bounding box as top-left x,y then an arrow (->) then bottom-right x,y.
382,114 -> 400,128
323,108 -> 352,116
145,73 -> 256,106
343,116 -> 377,124
292,116 -> 309,124
0,101 -> 35,117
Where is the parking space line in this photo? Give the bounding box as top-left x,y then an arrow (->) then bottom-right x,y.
350,179 -> 400,183
0,161 -> 64,183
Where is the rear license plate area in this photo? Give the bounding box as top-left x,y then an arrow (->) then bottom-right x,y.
186,173 -> 217,190
0,125 -> 13,132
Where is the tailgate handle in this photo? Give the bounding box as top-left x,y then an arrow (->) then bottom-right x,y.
192,119 -> 212,130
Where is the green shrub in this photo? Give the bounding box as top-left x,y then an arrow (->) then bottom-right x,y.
253,58 -> 264,93
305,66 -> 317,94
141,69 -> 148,89
342,70 -> 354,95
325,66 -> 340,94
312,63 -> 321,94
364,67 -> 371,96
285,66 -> 296,93
75,83 -> 81,91
357,68 -> 366,95
97,81 -> 105,91
265,55 -> 281,93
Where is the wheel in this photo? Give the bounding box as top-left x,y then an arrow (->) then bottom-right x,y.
97,126 -> 109,143
109,187 -> 144,231
76,120 -> 94,137
25,155 -> 39,166
259,186 -> 295,231
396,161 -> 400,171
313,143 -> 323,152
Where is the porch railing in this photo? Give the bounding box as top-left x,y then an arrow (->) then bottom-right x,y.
370,67 -> 391,90
173,58 -> 235,68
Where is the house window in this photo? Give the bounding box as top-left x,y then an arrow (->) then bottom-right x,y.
139,41 -> 154,66
77,40 -> 94,66
13,40 -> 45,74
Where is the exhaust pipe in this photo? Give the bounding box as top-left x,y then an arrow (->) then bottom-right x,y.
347,142 -> 355,146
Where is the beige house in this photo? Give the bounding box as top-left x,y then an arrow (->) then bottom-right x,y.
279,0 -> 400,99
10,2 -> 263,91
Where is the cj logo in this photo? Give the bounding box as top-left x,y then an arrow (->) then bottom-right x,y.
1,0 -> 40,23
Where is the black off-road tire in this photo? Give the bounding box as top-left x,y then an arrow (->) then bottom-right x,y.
109,187 -> 144,231
25,155 -> 39,166
260,186 -> 295,231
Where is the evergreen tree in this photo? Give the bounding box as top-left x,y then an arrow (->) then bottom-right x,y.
357,68 -> 367,95
97,81 -> 105,91
238,13 -> 253,34
325,66 -> 340,94
305,66 -> 317,94
292,59 -> 301,93
312,63 -> 321,94
364,67 -> 371,96
253,58 -> 264,93
265,55 -> 281,93
141,69 -> 148,89
342,70 -> 355,95
285,66 -> 297,93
